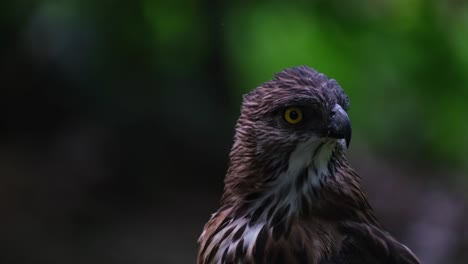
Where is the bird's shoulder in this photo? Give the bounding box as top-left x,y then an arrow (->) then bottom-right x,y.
257,220 -> 422,264
321,221 -> 421,264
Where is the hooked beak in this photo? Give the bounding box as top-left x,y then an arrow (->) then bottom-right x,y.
327,104 -> 352,148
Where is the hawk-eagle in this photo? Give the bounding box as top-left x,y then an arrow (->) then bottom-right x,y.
197,66 -> 421,264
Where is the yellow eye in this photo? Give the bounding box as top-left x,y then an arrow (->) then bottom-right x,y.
284,107 -> 303,124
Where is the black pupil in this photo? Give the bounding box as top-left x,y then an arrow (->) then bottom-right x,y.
289,111 -> 298,120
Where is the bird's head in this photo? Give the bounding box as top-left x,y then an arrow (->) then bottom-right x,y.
225,66 -> 352,203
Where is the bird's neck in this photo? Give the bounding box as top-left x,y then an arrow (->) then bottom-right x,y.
222,138 -> 378,226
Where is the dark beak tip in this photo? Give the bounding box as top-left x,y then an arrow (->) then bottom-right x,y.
345,132 -> 351,148
343,120 -> 352,149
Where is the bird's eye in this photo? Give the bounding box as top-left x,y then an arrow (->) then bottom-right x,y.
284,107 -> 303,124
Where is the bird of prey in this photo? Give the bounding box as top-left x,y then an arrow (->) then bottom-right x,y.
197,66 -> 421,264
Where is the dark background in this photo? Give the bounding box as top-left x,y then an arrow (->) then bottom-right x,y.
1,1 -> 467,263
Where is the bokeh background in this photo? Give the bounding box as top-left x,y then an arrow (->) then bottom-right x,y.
1,0 -> 468,263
